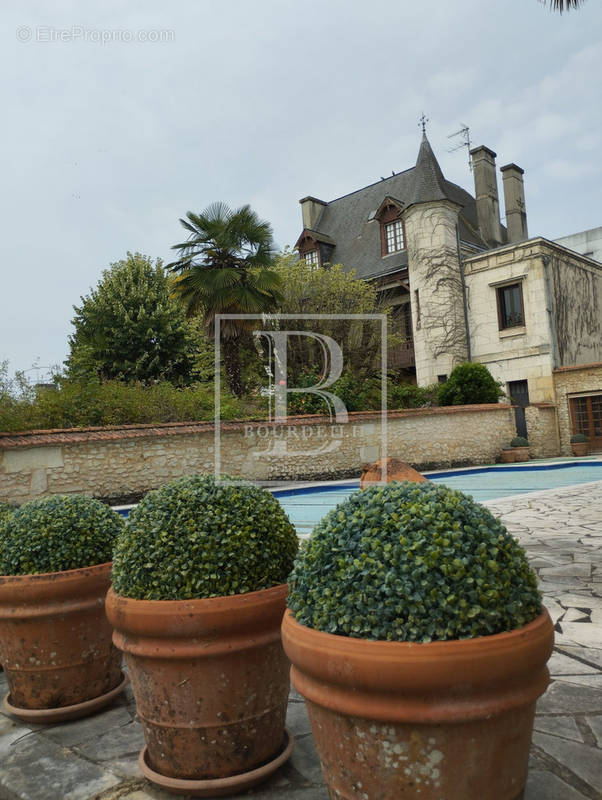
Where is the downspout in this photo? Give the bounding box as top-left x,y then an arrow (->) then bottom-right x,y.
542,256 -> 559,369
543,255 -> 563,455
456,226 -> 471,361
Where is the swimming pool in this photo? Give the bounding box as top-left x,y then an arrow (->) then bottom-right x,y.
273,461 -> 602,535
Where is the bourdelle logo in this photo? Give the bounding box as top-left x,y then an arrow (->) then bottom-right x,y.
214,314 -> 387,474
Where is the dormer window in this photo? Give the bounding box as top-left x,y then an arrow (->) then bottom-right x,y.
303,250 -> 319,267
384,219 -> 405,254
374,197 -> 405,257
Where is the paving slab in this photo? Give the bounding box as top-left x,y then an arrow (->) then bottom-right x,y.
0,480 -> 600,800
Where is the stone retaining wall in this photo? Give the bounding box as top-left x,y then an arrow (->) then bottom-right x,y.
0,405 -> 517,505
525,404 -> 560,459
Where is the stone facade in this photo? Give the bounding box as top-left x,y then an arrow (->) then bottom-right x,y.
404,201 -> 468,384
463,239 -> 602,406
463,239 -> 556,403
0,405 -> 516,505
553,363 -> 602,455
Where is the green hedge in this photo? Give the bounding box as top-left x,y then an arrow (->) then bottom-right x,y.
288,481 -> 541,642
0,380 -> 265,432
0,495 -> 124,575
111,474 -> 298,600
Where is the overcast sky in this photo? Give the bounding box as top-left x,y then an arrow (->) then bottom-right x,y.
2,1 -> 601,378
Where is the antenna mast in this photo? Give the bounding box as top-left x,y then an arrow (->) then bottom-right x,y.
447,124 -> 472,170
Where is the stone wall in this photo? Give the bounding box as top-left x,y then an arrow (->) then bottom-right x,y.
0,405 -> 516,505
525,404 -> 559,458
553,363 -> 602,455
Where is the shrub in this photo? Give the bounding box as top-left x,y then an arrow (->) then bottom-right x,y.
0,495 -> 125,576
388,382 -> 438,409
0,502 -> 14,527
0,379 -> 266,432
570,433 -> 587,443
511,436 -> 529,447
111,474 -> 298,600
437,363 -> 504,406
288,481 -> 541,642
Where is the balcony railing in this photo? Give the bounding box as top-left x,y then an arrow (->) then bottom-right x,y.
388,339 -> 415,369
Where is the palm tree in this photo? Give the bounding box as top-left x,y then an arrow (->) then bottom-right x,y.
547,0 -> 584,10
168,202 -> 282,397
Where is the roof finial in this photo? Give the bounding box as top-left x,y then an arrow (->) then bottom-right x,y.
419,112 -> 429,135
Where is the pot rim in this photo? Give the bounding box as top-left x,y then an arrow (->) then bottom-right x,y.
0,561 -> 113,608
107,581 -> 288,610
282,608 -> 554,722
283,606 -> 550,653
0,560 -> 112,583
106,583 -> 289,647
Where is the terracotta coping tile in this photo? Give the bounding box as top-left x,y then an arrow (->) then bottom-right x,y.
0,404 -> 514,450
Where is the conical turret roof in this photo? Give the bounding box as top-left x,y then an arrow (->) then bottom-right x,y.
406,134 -> 453,207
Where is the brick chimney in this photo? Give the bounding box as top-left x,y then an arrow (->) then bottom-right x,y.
501,164 -> 528,243
470,146 -> 503,248
299,196 -> 326,230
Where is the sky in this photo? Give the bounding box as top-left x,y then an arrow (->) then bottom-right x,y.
1,0 -> 601,379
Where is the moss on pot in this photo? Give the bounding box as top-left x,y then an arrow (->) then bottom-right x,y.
0,495 -> 124,576
111,474 -> 298,600
288,481 -> 541,643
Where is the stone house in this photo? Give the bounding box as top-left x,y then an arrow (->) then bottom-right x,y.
295,135 -> 602,454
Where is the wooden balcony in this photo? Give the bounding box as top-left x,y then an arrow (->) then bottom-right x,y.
388,339 -> 415,369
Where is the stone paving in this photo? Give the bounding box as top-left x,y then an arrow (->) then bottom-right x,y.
0,480 -> 600,800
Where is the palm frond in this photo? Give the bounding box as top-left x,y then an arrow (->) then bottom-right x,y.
547,0 -> 584,11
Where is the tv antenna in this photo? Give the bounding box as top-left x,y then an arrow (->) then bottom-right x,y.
447,124 -> 472,170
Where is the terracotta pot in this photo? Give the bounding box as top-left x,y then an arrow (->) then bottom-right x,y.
512,446 -> 530,462
282,608 -> 553,800
0,562 -> 122,713
500,449 -> 515,463
571,442 -> 588,457
106,584 -> 291,782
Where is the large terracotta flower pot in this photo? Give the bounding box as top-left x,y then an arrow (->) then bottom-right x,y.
0,562 -> 124,721
282,608 -> 554,800
512,446 -> 530,462
106,583 -> 292,787
571,442 -> 588,456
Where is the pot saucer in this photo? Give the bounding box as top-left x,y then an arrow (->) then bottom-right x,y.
138,728 -> 294,797
2,672 -> 128,724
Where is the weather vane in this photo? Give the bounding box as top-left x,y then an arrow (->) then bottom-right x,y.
419,112 -> 429,135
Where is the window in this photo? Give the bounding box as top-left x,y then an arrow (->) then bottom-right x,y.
303,250 -> 319,267
496,283 -> 524,330
570,394 -> 602,448
384,220 -> 405,254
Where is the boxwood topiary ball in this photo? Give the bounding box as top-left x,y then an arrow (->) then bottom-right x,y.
288,481 -> 541,642
0,494 -> 125,576
111,474 -> 299,600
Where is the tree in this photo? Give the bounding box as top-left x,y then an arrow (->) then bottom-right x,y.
67,252 -> 195,383
546,0 -> 583,11
270,252 -> 392,379
168,202 -> 282,397
437,362 -> 504,406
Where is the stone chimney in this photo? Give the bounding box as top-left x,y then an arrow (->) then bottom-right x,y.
470,145 -> 503,248
299,196 -> 326,230
501,164 -> 528,243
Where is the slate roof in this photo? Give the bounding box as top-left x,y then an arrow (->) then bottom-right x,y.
300,135 -> 487,281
